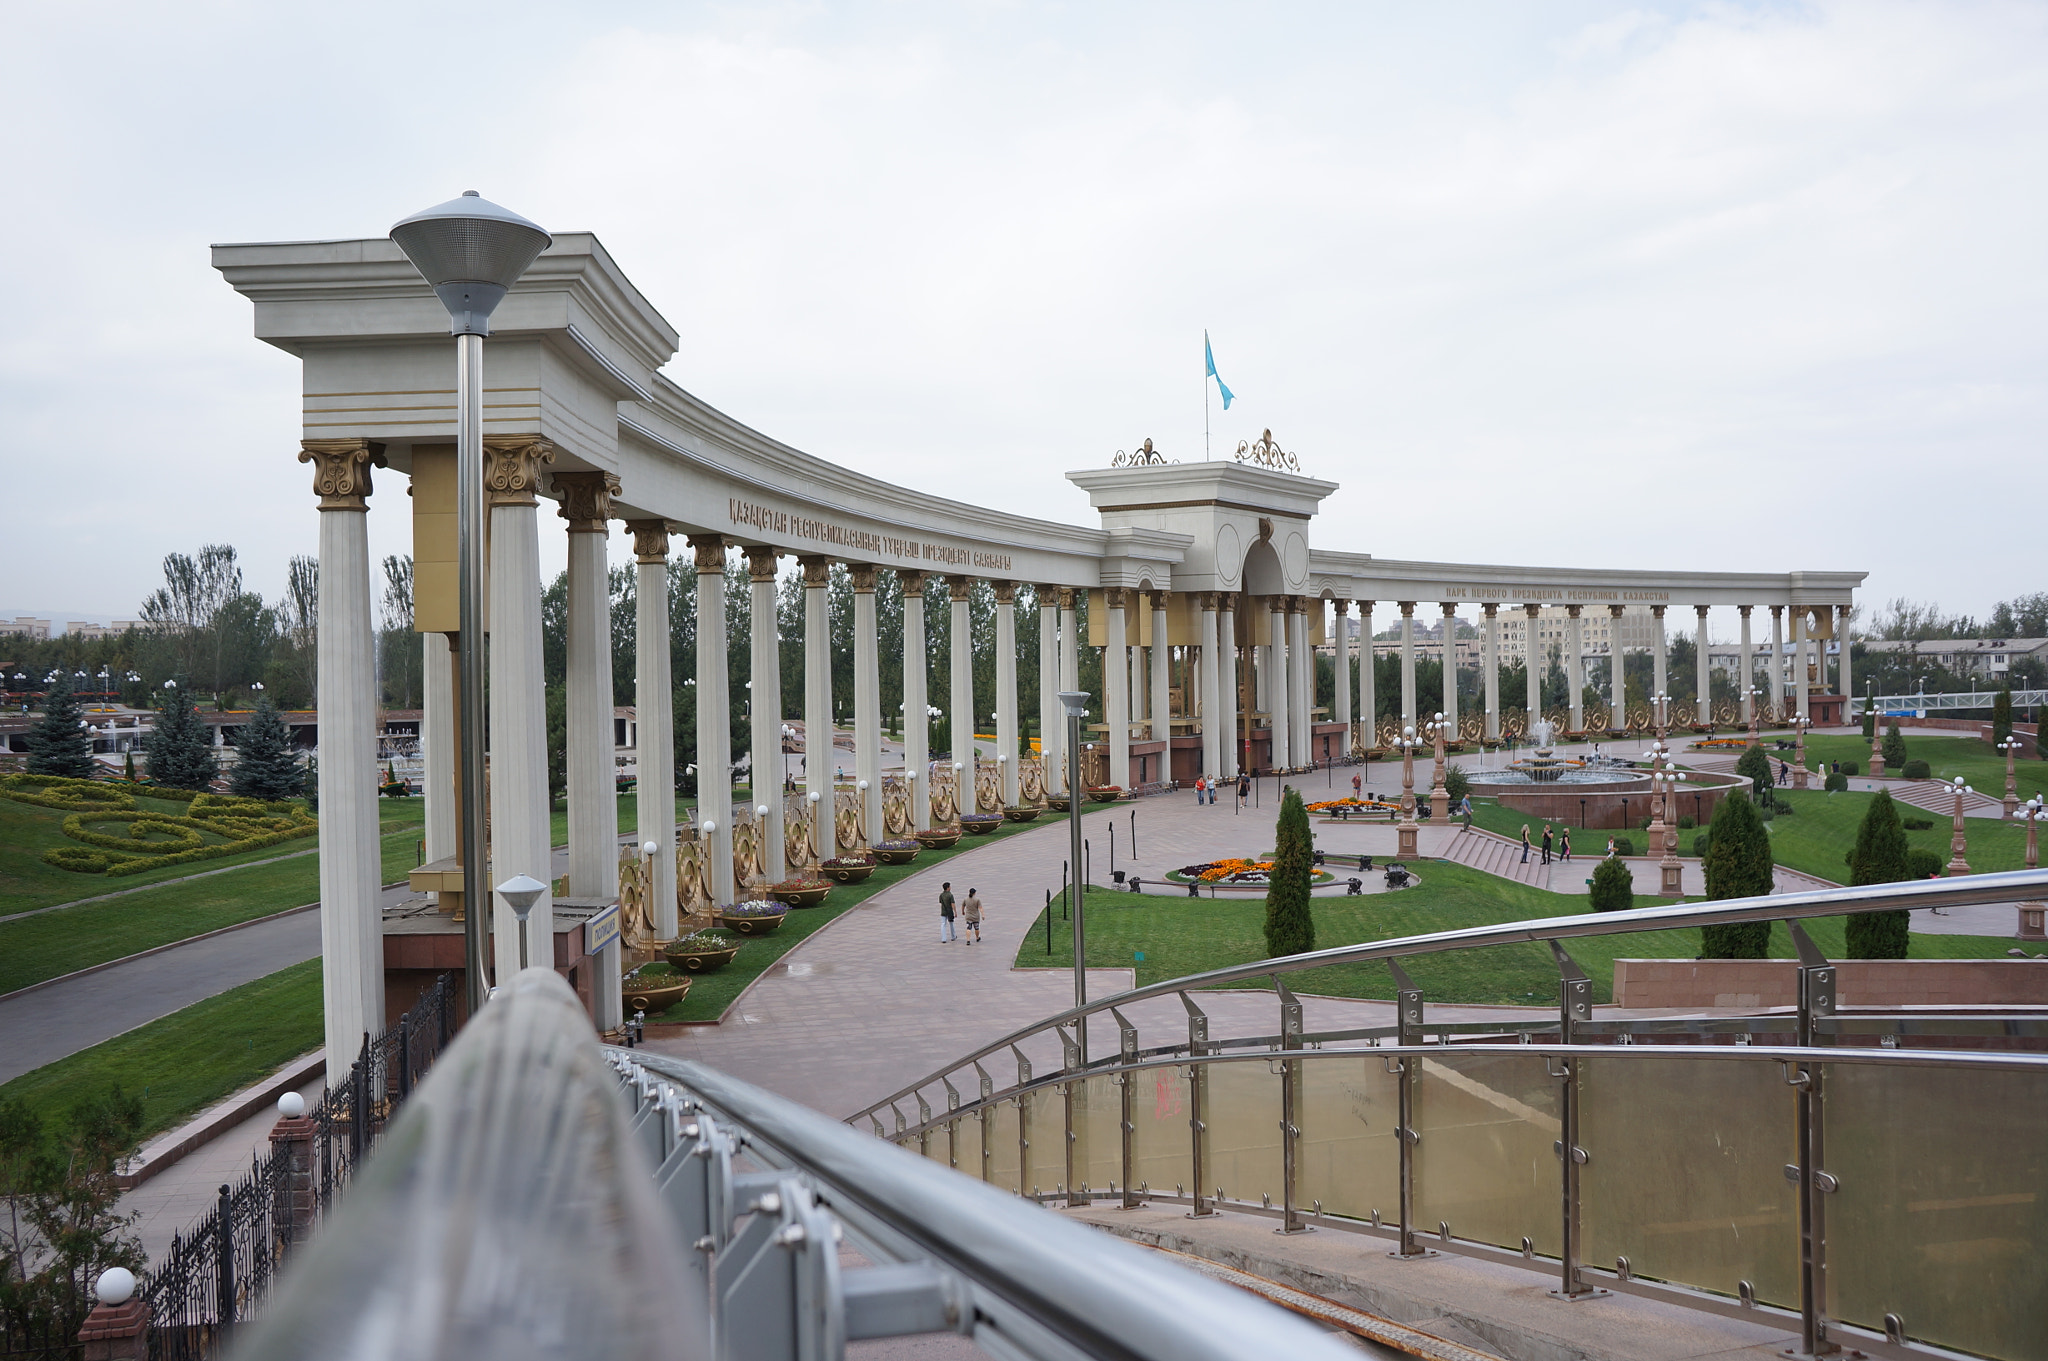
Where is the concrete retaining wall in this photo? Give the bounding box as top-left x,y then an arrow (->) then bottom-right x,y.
1614,957 -> 2048,1009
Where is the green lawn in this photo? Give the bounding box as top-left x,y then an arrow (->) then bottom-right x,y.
1805,731 -> 2048,800
544,793 -> 697,855
0,959 -> 323,1143
1015,864 -> 2017,1007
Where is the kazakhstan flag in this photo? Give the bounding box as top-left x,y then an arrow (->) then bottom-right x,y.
1204,331 -> 1234,409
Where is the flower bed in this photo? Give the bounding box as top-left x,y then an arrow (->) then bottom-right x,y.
1044,795 -> 1072,812
819,855 -> 877,884
914,827 -> 962,848
663,929 -> 742,972
1689,737 -> 1753,751
1086,786 -> 1123,804
623,961 -> 692,1013
871,838 -> 921,865
1002,805 -> 1042,823
1166,858 -> 1337,887
713,900 -> 790,936
766,877 -> 832,907
1305,796 -> 1399,815
959,813 -> 1003,835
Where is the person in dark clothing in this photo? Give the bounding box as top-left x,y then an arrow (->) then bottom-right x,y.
1559,828 -> 1572,862
1520,825 -> 1531,863
1540,825 -> 1554,865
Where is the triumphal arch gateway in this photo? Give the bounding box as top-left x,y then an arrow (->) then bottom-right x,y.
213,231 -> 1863,1056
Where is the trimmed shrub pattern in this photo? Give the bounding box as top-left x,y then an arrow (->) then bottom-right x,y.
0,775 -> 315,876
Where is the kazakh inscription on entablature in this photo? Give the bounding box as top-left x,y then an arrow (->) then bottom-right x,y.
1436,586 -> 1673,602
728,498 -> 1013,574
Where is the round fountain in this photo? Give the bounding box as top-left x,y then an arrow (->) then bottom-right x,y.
1467,721 -> 1642,790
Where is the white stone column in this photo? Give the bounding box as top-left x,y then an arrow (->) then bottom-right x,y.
1130,637 -> 1147,733
1651,605 -> 1668,727
1217,594 -> 1239,777
852,565 -> 883,845
1149,591 -> 1171,748
1739,605 -> 1755,724
1058,590 -> 1079,791
298,440 -> 385,1067
1399,602 -> 1417,724
746,546 -> 787,884
1566,604 -> 1586,731
1525,604 -> 1544,725
627,521 -> 676,937
1790,607 -> 1808,725
558,471 -> 622,1034
903,571 -> 931,830
422,635 -> 455,864
1439,603 -> 1459,743
1695,605 -> 1712,726
801,558 -> 832,860
1769,605 -> 1786,722
486,440 -> 555,977
1332,599 -> 1352,754
1198,594 -> 1221,778
947,577 -> 975,809
1482,604 -> 1500,741
1838,605 -> 1853,718
994,582 -> 1019,805
1358,601 -> 1376,748
1036,584 -> 1060,800
1289,597 -> 1312,766
1105,588 -> 1131,788
1608,604 -> 1626,731
1268,597 -> 1290,773
689,536 -> 735,906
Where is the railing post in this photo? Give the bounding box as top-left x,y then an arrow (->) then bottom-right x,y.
1276,977 -> 1308,1233
350,1032 -> 369,1161
1789,923 -> 1840,1356
1549,941 -> 1596,1298
1012,1045 -> 1033,1197
1113,1008 -> 1139,1208
915,1092 -> 933,1161
1181,993 -> 1213,1218
1387,960 -> 1429,1258
396,1009 -> 413,1099
942,1077 -> 961,1170
1059,1024 -> 1086,1205
974,1061 -> 995,1185
214,1182 -> 235,1336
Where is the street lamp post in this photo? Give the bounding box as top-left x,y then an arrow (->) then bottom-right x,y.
1791,715 -> 1811,790
1747,687 -> 1763,745
496,874 -> 548,972
1944,777 -> 1974,877
1396,723 -> 1421,861
1058,691 -> 1092,1061
2019,797 -> 2045,940
1997,737 -> 2022,818
1426,712 -> 1449,820
391,190 -> 552,1016
1869,686 -> 1886,779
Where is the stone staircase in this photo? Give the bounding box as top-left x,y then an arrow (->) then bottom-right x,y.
1891,780 -> 2004,819
1440,825 -> 1552,890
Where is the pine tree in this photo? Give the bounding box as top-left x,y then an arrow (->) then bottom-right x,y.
1701,792 -> 1774,958
1844,788 -> 1911,959
24,673 -> 96,779
229,696 -> 303,801
1881,722 -> 1908,771
146,689 -> 220,791
1734,743 -> 1774,806
1263,786 -> 1316,958
1993,687 -> 2013,747
1861,704 -> 1875,739
1589,855 -> 1634,913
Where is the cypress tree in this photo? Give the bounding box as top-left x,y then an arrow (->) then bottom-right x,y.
1993,687 -> 2013,747
1844,788 -> 1910,959
229,696 -> 303,802
1263,786 -> 1316,958
1881,722 -> 1908,771
1860,704 -> 1875,739
146,689 -> 220,791
1701,792 -> 1774,958
25,673 -> 96,779
1734,743 -> 1774,807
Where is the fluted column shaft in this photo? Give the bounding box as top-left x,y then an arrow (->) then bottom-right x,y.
1057,590 -> 1078,793
995,582 -> 1019,804
852,566 -> 882,846
1695,606 -> 1712,726
1268,598 -> 1290,773
422,637 -> 455,865
1790,608 -> 1807,725
1608,604 -> 1625,731
903,572 -> 931,830
1217,596 -> 1239,777
801,559 -> 832,860
1198,595 -> 1221,777
1769,605 -> 1786,721
1838,606 -> 1853,717
1105,589 -> 1131,788
690,537 -> 734,906
628,522 -> 677,936
487,442 -> 554,976
1332,599 -> 1352,753
1482,604 -> 1500,741
558,471 -> 621,1033
1525,604 -> 1543,724
1739,606 -> 1755,723
747,547 -> 786,884
1289,598 -> 1311,766
1399,603 -> 1417,724
1440,603 -> 1459,742
947,577 -> 975,808
1651,605 -> 1668,727
1150,592 -> 1171,748
1358,602 -> 1376,747
298,440 -> 384,1067
1036,585 -> 1060,800
1566,605 -> 1585,731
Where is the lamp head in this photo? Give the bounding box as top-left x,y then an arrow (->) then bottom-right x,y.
756,803 -> 770,817
700,818 -> 716,835
642,840 -> 658,856
495,873 -> 548,922
390,191 -> 552,335
1057,689 -> 1091,717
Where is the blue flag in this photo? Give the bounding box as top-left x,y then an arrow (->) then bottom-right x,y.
1204,331 -> 1234,409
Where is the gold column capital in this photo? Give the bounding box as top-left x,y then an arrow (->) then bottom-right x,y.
947,575 -> 974,601
1103,587 -> 1128,611
1198,592 -> 1219,613
901,569 -> 929,596
1525,602 -> 1541,617
687,534 -> 727,574
1331,598 -> 1350,616
1482,602 -> 1498,618
553,469 -> 621,532
1398,601 -> 1415,617
298,439 -> 386,510
1268,594 -> 1289,614
1609,603 -> 1625,618
798,555 -> 832,588
849,563 -> 878,594
1651,604 -> 1667,618
1566,603 -> 1583,618
482,437 -> 555,506
624,519 -> 673,563
1739,604 -> 1753,618
1034,582 -> 1062,604
745,545 -> 782,582
992,581 -> 1017,605
1058,587 -> 1076,611
1214,592 -> 1235,613
1769,604 -> 1784,618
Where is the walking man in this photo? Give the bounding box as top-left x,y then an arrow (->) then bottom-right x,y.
962,887 -> 983,944
938,881 -> 957,943
1541,825 -> 1554,865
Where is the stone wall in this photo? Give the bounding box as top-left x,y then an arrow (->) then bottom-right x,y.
1613,957 -> 2048,1010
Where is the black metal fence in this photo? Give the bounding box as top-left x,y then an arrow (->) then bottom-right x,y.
0,1315 -> 81,1361
142,974 -> 455,1360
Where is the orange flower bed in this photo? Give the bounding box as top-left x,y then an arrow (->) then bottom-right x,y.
1197,857 -> 1274,882
1305,796 -> 1398,813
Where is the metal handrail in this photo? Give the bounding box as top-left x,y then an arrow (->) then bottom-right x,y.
848,869 -> 2048,1126
231,969 -> 1359,1361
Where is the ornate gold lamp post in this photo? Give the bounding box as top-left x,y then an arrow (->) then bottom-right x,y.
1869,687 -> 1886,779
1791,714 -> 1811,790
1427,712 -> 1450,820
1997,736 -> 2022,818
1396,723 -> 1421,861
1747,687 -> 1763,746
1943,776 -> 1975,876
2019,796 -> 2045,940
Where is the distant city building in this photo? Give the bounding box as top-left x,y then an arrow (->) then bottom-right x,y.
1855,637 -> 2048,680
0,617 -> 51,641
64,619 -> 148,640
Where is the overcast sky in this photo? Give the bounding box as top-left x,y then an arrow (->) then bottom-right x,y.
4,1 -> 2042,641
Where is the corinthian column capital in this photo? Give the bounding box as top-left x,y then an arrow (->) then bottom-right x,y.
482,437 -> 556,506
992,581 -> 1017,605
849,563 -> 879,593
687,534 -> 727,573
553,470 -> 621,532
745,545 -> 782,582
798,555 -> 832,588
625,519 -> 673,563
298,439 -> 386,510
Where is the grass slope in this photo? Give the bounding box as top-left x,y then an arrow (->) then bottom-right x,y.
1804,732 -> 2048,800
1015,863 -> 2015,1006
0,959 -> 323,1143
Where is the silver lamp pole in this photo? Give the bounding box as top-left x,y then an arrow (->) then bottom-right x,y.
391,191 -> 552,1017
1058,690 -> 1091,1060
496,873 -> 548,971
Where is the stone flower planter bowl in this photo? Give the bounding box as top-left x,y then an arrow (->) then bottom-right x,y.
662,934 -> 743,974
1086,786 -> 1124,804
767,879 -> 832,908
914,827 -> 963,849
959,813 -> 1003,835
623,964 -> 692,1014
1002,806 -> 1042,823
872,839 -> 921,866
819,856 -> 876,885
713,900 -> 790,937
1044,795 -> 1072,812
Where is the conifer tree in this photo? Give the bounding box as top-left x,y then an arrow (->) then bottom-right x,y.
228,695 -> 303,802
1263,786 -> 1316,958
1588,855 -> 1634,913
25,673 -> 96,779
1701,792 -> 1774,958
1881,722 -> 1908,771
1993,686 -> 2013,747
1844,788 -> 1911,959
1734,743 -> 1775,807
146,688 -> 219,791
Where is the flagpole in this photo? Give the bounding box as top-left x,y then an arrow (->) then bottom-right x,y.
1204,335 -> 1211,460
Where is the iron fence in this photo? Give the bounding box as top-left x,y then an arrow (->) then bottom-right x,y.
0,1315 -> 81,1361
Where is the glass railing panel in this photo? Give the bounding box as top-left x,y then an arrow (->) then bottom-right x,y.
1024,1085 -> 1067,1197
1415,1052 -> 1560,1255
1298,1053 -> 1400,1225
1205,1058 -> 1284,1207
1581,1055 -> 1797,1307
986,1098 -> 1022,1193
1131,1064 -> 1193,1198
1076,1074 -> 1123,1197
1827,1061 -> 2048,1360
